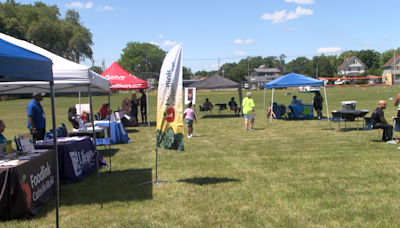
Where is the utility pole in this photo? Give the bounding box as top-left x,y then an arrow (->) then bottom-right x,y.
102,59 -> 105,71
218,58 -> 220,75
247,56 -> 250,77
279,54 -> 286,75
390,49 -> 395,100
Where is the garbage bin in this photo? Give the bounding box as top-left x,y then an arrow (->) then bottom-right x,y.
341,101 -> 356,110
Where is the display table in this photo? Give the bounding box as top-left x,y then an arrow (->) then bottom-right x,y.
35,137 -> 108,184
336,110 -> 369,121
288,104 -> 313,119
68,126 -> 108,138
0,150 -> 54,220
94,121 -> 130,145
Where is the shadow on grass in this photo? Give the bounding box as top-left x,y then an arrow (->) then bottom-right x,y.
61,168 -> 153,205
97,148 -> 120,157
125,129 -> 140,133
33,168 -> 153,219
178,177 -> 240,186
200,115 -> 241,119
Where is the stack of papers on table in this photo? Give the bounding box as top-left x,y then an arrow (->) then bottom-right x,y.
0,160 -> 19,166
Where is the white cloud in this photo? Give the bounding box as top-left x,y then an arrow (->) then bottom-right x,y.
285,0 -> 315,4
158,35 -> 163,38
284,27 -> 296,31
234,51 -> 246,55
261,6 -> 313,24
96,5 -> 113,11
211,64 -> 219,68
385,37 -> 390,40
286,7 -> 313,20
360,44 -> 372,47
163,40 -> 177,46
150,41 -> 159,46
317,47 -> 342,53
233,39 -> 254,44
261,9 -> 287,24
65,2 -> 93,9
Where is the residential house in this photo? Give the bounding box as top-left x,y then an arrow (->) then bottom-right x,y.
337,56 -> 366,82
246,65 -> 281,89
382,54 -> 400,84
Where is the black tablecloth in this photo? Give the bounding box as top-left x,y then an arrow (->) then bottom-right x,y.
336,110 -> 369,121
35,137 -> 108,184
0,150 -> 54,220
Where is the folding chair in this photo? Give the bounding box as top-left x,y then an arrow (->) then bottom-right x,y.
218,104 -> 227,115
330,111 -> 350,131
362,117 -> 381,140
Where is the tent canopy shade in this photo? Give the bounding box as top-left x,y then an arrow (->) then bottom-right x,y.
0,33 -> 110,93
263,73 -> 329,123
101,61 -> 148,90
188,74 -> 243,110
189,74 -> 240,89
265,73 -> 324,89
0,38 -> 53,82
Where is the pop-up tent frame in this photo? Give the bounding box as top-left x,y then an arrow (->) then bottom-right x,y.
0,33 -> 111,226
264,73 -> 329,123
0,38 -> 59,223
101,61 -> 150,126
188,74 -> 243,114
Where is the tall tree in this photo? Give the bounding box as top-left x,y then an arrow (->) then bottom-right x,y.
381,48 -> 400,66
182,66 -> 192,79
0,1 -> 94,62
285,57 -> 309,74
90,66 -> 103,75
118,42 -> 166,73
301,54 -> 335,77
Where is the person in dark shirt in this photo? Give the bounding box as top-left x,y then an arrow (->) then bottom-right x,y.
68,106 -> 80,129
130,93 -> 139,126
139,89 -> 147,124
228,97 -> 240,114
371,100 -> 393,141
313,91 -> 323,119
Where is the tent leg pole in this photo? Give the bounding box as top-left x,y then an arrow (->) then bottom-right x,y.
108,92 -> 111,173
147,91 -> 150,127
263,88 -> 266,118
270,89 -> 274,123
324,86 -> 331,129
50,83 -> 59,228
88,85 -> 103,209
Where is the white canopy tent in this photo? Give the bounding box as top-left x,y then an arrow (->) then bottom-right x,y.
0,33 -> 110,214
0,33 -> 109,93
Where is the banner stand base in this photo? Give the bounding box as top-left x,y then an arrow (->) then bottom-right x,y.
136,180 -> 170,188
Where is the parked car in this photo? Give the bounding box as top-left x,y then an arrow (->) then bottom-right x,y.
298,86 -> 320,93
334,79 -> 345,85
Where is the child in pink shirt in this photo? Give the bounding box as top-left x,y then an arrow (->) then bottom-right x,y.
183,102 -> 197,138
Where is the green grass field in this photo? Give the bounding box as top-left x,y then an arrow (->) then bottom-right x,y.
1,86 -> 400,227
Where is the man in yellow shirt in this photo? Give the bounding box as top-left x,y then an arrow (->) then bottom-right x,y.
242,92 -> 255,130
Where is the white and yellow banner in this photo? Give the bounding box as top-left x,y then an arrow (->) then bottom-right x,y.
156,44 -> 184,151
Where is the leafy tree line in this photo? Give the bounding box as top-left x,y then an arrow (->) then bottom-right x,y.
0,0 -> 93,62
193,48 -> 400,82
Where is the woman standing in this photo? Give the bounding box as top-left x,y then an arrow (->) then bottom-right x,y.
242,92 -> 255,130
313,91 -> 323,119
130,93 -> 139,126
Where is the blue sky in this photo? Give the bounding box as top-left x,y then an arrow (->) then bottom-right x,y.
12,0 -> 400,73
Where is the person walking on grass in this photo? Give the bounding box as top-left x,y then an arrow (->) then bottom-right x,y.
242,92 -> 255,130
183,102 -> 197,138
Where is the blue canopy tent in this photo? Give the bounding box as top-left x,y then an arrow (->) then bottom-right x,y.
0,38 -> 61,223
0,38 -> 53,81
264,73 -> 329,123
